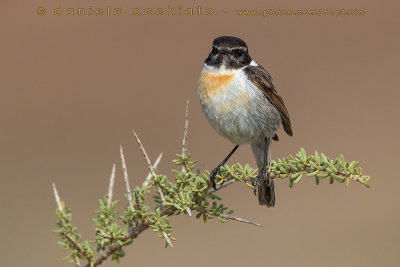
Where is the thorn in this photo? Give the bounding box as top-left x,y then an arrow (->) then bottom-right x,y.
184,206 -> 192,217
107,164 -> 116,208
162,231 -> 173,248
120,145 -> 134,210
52,183 -> 63,212
143,152 -> 163,187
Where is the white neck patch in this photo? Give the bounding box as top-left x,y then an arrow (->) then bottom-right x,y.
203,62 -> 251,74
250,60 -> 258,66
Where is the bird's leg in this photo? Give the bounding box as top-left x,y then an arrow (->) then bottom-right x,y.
210,145 -> 239,190
252,138 -> 271,195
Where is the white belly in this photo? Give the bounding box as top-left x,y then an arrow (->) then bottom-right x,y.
198,65 -> 281,145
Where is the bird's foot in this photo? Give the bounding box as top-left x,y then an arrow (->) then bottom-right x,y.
252,168 -> 267,196
209,164 -> 223,190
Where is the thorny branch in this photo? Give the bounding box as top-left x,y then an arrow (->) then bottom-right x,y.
86,206 -> 175,267
53,101 -> 370,267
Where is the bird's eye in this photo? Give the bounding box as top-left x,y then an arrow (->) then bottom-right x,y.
211,47 -> 218,55
233,49 -> 244,58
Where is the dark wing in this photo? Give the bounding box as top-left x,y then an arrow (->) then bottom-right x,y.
244,64 -> 293,136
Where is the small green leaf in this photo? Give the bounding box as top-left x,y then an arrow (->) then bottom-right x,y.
202,213 -> 207,223
217,217 -> 226,223
307,170 -> 319,177
291,172 -> 301,179
294,173 -> 303,183
316,173 -> 329,178
332,174 -> 345,183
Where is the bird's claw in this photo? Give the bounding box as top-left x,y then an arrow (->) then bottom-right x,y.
252,169 -> 267,196
252,177 -> 259,196
209,165 -> 222,190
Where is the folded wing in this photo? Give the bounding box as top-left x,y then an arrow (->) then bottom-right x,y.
244,64 -> 293,137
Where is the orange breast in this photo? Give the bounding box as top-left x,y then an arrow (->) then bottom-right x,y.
199,71 -> 235,99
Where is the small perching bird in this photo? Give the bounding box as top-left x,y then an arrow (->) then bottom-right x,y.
198,36 -> 293,207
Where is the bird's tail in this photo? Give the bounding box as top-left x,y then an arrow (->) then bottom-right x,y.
258,177 -> 275,207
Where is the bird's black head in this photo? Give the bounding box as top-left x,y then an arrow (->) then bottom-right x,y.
205,36 -> 252,69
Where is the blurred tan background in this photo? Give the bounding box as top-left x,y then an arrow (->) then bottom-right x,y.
1,0 -> 399,266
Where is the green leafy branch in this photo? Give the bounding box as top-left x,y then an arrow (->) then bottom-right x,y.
211,148 -> 370,189
52,101 -> 370,267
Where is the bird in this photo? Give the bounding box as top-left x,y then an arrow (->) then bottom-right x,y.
197,36 -> 293,207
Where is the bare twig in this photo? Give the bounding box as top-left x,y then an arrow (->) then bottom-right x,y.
120,145 -> 134,210
219,213 -> 262,227
162,231 -> 173,248
195,207 -> 261,227
132,130 -> 165,203
131,131 -> 156,177
99,164 -> 116,258
181,100 -> 189,172
107,164 -> 116,208
143,152 -> 163,187
181,101 -> 192,217
52,183 -> 63,212
207,179 -> 235,193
